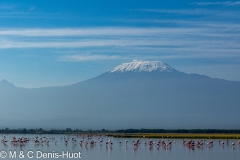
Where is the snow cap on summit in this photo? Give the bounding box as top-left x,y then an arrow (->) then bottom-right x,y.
110,60 -> 176,73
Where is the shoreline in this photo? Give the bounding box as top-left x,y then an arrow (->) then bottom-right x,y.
106,133 -> 240,139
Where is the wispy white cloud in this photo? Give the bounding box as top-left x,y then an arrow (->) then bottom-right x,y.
29,6 -> 36,11
0,3 -> 18,10
0,27 -> 208,37
0,24 -> 239,38
194,1 -> 240,6
134,8 -> 240,19
1,37 -> 239,50
0,12 -> 62,19
58,54 -> 122,62
0,39 -> 150,48
0,23 -> 239,61
134,8 -> 215,15
0,11 -> 239,61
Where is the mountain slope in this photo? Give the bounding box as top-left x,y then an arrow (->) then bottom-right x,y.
69,60 -> 240,129
0,79 -> 16,89
0,60 -> 240,129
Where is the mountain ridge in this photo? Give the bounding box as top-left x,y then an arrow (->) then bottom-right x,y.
0,60 -> 240,129
0,79 -> 16,89
1,60 -> 239,88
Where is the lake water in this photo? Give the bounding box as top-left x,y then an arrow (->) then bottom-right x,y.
0,134 -> 239,160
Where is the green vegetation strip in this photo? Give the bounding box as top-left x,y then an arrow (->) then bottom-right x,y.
106,133 -> 240,139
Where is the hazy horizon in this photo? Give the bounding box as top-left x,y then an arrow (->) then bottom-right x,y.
1,60 -> 240,89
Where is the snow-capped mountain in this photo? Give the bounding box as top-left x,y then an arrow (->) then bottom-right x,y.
0,60 -> 240,129
110,60 -> 176,73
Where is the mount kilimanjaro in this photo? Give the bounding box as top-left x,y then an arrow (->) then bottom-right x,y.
1,60 -> 240,129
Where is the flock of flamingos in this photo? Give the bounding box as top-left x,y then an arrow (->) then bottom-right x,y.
1,134 -> 240,151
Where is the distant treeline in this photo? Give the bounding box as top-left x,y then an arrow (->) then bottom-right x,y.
0,128 -> 86,134
1,128 -> 240,134
114,129 -> 240,134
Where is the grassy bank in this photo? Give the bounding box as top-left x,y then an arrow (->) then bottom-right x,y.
106,133 -> 240,139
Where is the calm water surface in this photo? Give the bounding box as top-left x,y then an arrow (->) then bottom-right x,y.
0,134 -> 239,160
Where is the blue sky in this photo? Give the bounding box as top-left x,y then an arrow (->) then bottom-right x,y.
0,0 -> 240,88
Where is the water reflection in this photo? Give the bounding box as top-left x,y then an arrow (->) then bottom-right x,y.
1,134 -> 240,160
